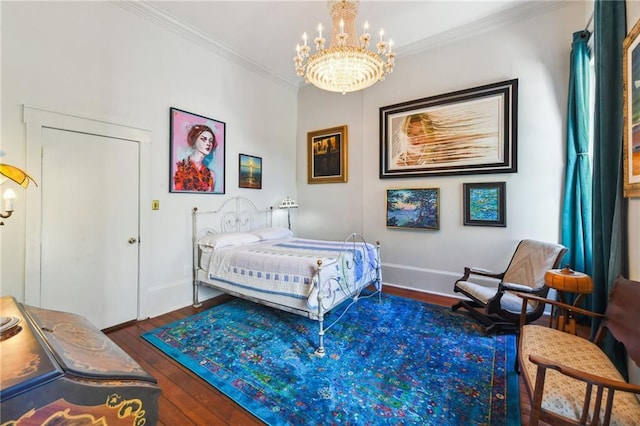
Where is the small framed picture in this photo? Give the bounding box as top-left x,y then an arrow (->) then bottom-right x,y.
463,182 -> 506,227
307,125 -> 348,184
238,154 -> 262,189
386,188 -> 439,230
170,107 -> 225,194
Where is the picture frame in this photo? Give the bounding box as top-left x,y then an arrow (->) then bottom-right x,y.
307,125 -> 348,184
170,107 -> 225,194
238,154 -> 262,189
623,18 -> 640,197
386,188 -> 439,230
463,182 -> 506,227
379,79 -> 518,178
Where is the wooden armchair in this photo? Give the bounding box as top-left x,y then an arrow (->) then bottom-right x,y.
518,275 -> 640,425
452,239 -> 567,333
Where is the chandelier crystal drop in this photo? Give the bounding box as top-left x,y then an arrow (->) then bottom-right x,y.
294,0 -> 395,94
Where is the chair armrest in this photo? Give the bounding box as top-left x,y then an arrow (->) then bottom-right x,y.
463,266 -> 505,279
529,353 -> 640,394
517,293 -> 605,328
486,282 -> 545,314
517,293 -> 605,319
500,282 -> 539,293
528,354 -> 640,425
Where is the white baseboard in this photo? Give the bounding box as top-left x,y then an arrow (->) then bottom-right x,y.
141,263 -> 542,320
140,279 -> 222,320
381,263 -> 466,297
379,263 -> 560,317
382,281 -> 467,301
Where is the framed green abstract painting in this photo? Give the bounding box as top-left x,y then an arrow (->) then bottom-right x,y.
463,182 -> 506,227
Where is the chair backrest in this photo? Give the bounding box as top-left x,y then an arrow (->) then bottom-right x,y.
502,239 -> 567,290
603,275 -> 640,366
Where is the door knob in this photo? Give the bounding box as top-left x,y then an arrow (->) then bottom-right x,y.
128,237 -> 137,244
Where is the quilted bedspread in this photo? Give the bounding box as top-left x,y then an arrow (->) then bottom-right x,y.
204,238 -> 379,309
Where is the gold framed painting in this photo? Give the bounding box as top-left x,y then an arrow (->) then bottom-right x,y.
623,17 -> 640,197
307,125 -> 348,184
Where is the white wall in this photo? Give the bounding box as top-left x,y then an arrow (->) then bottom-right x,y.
0,1 -> 298,318
1,0 -> 636,319
297,1 -> 585,296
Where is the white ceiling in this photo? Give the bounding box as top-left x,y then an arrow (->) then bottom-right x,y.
127,1 -> 566,87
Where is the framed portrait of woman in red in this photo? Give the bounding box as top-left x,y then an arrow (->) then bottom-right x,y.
170,107 -> 225,194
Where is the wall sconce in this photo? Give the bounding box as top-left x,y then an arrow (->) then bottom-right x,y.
1,189 -> 16,224
278,196 -> 298,230
0,159 -> 38,226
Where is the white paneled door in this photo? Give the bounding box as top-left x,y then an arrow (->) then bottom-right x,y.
39,127 -> 139,329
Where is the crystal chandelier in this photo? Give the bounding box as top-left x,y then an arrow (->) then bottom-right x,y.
294,0 -> 395,94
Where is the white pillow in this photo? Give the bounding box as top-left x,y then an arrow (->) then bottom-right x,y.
252,227 -> 294,241
198,231 -> 260,249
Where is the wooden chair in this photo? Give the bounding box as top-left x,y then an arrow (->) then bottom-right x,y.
451,239 -> 567,333
517,275 -> 640,425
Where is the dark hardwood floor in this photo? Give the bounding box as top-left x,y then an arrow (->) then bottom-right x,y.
106,287 -> 548,425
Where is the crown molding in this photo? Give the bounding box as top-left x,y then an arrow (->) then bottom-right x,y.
111,0 -> 298,90
113,1 -> 571,91
396,0 -> 572,58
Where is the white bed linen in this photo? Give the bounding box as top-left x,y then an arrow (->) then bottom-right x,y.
201,237 -> 379,310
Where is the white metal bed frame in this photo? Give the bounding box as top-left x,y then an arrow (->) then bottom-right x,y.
191,197 -> 382,356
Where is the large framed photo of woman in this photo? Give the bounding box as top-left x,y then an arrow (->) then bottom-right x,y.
307,125 -> 348,184
380,79 -> 518,178
170,107 -> 225,194
623,18 -> 640,198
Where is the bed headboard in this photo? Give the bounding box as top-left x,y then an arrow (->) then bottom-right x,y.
192,196 -> 273,236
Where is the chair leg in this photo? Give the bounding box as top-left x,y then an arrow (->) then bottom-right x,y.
486,321 -> 519,335
453,300 -> 519,335
486,322 -> 500,334
456,301 -> 493,325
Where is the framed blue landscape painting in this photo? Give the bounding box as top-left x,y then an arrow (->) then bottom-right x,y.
386,188 -> 439,230
463,182 -> 506,227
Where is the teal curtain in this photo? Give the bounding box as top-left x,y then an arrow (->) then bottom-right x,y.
592,0 -> 628,376
562,30 -> 593,281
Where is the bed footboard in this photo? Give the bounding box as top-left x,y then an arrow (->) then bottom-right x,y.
313,233 -> 382,357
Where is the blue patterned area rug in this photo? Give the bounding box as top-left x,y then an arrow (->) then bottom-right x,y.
142,294 -> 519,425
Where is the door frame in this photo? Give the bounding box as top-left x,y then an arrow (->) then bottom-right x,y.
23,105 -> 151,321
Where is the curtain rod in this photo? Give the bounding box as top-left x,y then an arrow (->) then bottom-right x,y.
584,11 -> 594,32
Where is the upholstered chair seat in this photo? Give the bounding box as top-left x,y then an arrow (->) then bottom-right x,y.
517,276 -> 640,425
454,279 -> 540,315
520,325 -> 640,425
